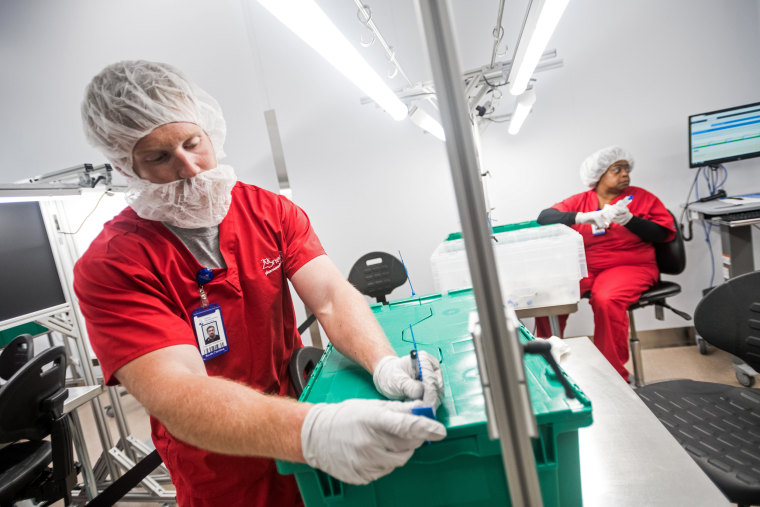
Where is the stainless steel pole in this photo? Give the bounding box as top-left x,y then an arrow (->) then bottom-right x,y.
415,2 -> 544,506
264,108 -> 323,348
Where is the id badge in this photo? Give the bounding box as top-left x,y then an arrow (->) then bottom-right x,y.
192,303 -> 229,361
591,208 -> 606,236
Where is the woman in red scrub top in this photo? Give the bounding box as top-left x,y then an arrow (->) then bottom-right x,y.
534,146 -> 675,381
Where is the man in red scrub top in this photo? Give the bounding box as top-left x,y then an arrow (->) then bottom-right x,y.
75,60 -> 445,507
534,146 -> 675,382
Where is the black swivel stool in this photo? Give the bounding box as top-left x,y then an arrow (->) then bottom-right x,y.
626,210 -> 691,387
637,270 -> 760,507
347,251 -> 408,305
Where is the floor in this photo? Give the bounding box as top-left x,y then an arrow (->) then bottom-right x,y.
633,341 -> 750,386
54,340 -> 751,506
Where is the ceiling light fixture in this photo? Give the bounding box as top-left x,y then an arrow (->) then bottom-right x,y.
258,0 -> 408,121
409,106 -> 446,141
507,0 -> 569,96
508,88 -> 536,135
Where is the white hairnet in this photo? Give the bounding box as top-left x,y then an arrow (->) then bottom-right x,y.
81,60 -> 226,178
579,145 -> 634,188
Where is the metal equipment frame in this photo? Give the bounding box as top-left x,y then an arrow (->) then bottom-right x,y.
416,2 -> 544,506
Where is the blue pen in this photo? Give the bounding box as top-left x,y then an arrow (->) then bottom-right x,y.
408,325 -> 436,420
408,325 -> 423,381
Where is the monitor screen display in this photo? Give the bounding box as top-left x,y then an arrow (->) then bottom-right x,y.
689,101 -> 760,168
0,201 -> 66,325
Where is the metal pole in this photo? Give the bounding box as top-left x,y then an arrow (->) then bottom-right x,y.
68,412 -> 98,499
490,0 -> 507,67
415,2 -> 543,506
264,109 -> 323,348
353,0 -> 414,86
108,385 -> 138,463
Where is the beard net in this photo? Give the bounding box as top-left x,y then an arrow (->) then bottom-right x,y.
126,165 -> 237,228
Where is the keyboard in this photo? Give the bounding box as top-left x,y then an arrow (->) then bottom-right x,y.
708,208 -> 760,222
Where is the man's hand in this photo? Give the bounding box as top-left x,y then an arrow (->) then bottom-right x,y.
301,399 -> 446,484
373,351 -> 444,409
575,210 -> 609,229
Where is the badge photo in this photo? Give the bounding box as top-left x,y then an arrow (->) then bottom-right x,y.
192,303 -> 229,361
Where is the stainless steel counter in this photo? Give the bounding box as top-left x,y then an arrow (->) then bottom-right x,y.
561,337 -> 729,506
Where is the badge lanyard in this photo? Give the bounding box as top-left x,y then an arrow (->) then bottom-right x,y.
191,267 -> 229,361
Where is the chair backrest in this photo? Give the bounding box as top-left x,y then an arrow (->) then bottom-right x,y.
654,210 -> 686,275
347,251 -> 408,304
694,271 -> 760,370
289,346 -> 325,397
0,333 -> 35,381
0,346 -> 67,443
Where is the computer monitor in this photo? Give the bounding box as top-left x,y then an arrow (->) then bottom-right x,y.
689,101 -> 760,168
0,201 -> 67,329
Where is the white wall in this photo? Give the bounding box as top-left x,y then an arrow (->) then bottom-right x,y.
1,0 -> 758,338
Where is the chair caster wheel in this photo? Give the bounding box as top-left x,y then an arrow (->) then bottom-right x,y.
696,336 -> 709,355
736,371 -> 755,388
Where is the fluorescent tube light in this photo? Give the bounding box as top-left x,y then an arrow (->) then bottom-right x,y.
409,107 -> 446,141
0,184 -> 82,201
508,88 -> 536,135
258,0 -> 408,121
507,0 -> 569,96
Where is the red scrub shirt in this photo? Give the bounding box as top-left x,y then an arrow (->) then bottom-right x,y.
74,182 -> 325,507
535,186 -> 675,379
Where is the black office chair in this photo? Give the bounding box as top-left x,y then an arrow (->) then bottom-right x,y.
583,210 -> 690,387
637,270 -> 760,507
0,333 -> 35,381
0,346 -> 77,507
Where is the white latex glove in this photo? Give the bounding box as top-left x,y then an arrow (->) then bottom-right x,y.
301,399 -> 447,484
546,336 -> 570,364
611,199 -> 633,225
600,201 -> 633,226
575,209 -> 609,230
600,204 -> 620,225
373,351 -> 444,409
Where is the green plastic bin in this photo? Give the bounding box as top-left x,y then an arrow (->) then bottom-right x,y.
444,220 -> 543,241
0,322 -> 49,347
278,289 -> 592,506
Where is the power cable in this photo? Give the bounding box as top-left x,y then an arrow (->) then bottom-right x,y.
59,191 -> 112,235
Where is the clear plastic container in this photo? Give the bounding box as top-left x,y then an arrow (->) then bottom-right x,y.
431,223 -> 587,309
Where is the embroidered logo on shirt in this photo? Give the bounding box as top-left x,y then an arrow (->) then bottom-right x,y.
261,253 -> 283,275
